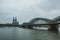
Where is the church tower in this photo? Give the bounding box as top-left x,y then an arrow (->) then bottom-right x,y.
12,17 -> 19,25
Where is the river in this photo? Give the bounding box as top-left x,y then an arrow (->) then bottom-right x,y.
0,27 -> 60,40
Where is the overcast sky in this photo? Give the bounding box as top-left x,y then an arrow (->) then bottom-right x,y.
0,0 -> 60,24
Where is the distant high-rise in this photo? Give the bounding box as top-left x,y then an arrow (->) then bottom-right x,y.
12,17 -> 19,25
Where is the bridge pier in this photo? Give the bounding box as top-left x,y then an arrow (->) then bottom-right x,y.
48,24 -> 58,32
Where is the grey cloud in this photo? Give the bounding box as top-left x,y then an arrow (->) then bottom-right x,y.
0,0 -> 60,24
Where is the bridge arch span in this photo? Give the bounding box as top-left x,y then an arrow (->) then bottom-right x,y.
29,18 -> 51,24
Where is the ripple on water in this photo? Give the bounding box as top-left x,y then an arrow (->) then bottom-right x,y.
0,27 -> 60,40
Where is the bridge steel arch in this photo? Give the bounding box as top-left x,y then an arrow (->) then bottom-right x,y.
29,18 -> 51,24
26,18 -> 52,28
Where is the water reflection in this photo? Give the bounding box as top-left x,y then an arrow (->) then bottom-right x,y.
0,27 -> 60,40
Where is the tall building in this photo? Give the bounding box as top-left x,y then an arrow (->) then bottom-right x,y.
12,17 -> 19,25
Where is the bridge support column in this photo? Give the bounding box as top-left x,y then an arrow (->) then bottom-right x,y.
48,24 -> 58,32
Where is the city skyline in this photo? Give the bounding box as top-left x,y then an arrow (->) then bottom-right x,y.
0,0 -> 60,24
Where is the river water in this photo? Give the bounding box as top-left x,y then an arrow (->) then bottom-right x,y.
0,27 -> 60,40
